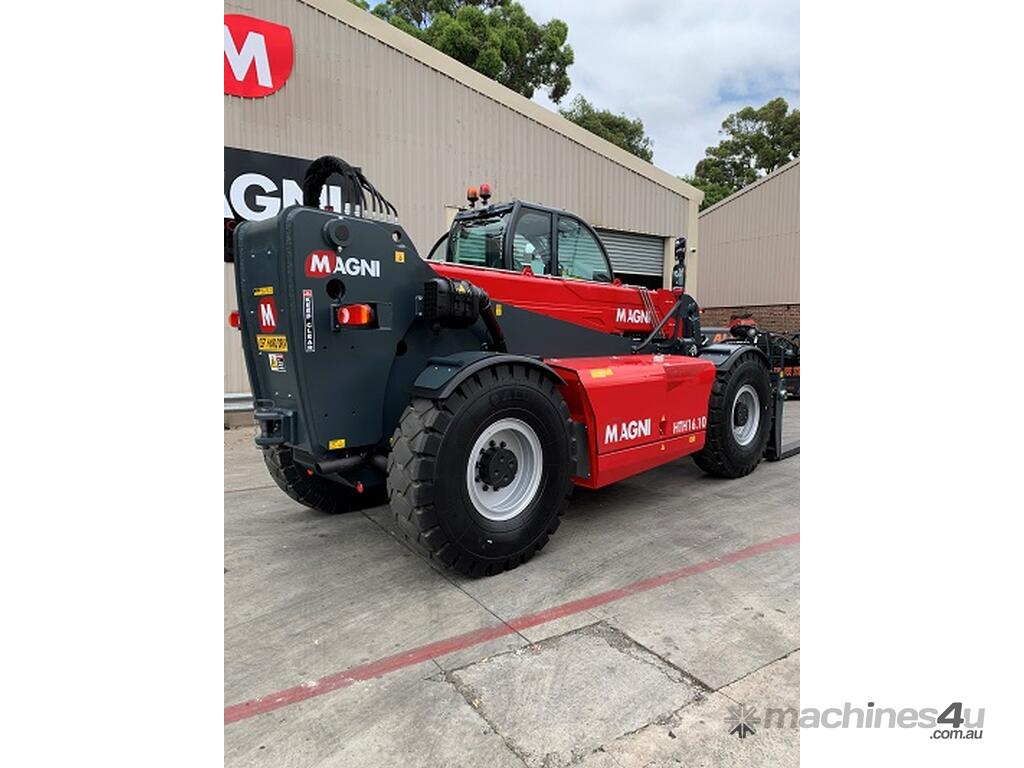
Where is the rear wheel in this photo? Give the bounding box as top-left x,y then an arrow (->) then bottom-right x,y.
262,445 -> 369,514
693,354 -> 772,478
388,363 -> 574,577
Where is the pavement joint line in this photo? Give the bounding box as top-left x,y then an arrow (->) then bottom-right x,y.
224,484 -> 279,494
359,507 -> 535,647
443,667 -> 533,768
441,616 -> 607,676
717,687 -> 742,706
601,622 -> 716,694
577,684 -> 726,763
577,696 -> 697,764
583,647 -> 803,758
223,531 -> 799,725
715,646 -> 801,703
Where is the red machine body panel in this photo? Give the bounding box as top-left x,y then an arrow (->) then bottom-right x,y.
431,262 -> 678,337
427,263 -> 713,489
547,354 -> 716,489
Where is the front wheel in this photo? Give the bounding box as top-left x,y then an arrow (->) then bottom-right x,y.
693,354 -> 772,478
387,364 -> 574,577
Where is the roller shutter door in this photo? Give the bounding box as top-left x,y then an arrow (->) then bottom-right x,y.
595,229 -> 665,277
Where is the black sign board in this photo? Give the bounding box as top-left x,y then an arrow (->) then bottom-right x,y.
224,146 -> 355,221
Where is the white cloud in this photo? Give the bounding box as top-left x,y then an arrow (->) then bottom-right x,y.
524,0 -> 800,176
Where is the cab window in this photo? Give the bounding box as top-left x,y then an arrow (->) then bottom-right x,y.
556,216 -> 612,282
426,234 -> 448,261
511,210 -> 553,274
449,211 -> 510,268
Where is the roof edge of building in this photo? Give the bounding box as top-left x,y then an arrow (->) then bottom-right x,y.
300,0 -> 702,204
698,156 -> 799,218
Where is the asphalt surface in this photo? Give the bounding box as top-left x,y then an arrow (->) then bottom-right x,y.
224,403 -> 800,767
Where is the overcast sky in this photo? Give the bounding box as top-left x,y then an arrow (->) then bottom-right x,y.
524,0 -> 800,178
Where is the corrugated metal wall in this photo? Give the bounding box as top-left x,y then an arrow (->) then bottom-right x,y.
596,230 -> 666,276
696,159 -> 799,307
225,0 -> 694,394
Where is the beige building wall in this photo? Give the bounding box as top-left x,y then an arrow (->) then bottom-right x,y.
696,158 -> 799,309
225,0 -> 702,395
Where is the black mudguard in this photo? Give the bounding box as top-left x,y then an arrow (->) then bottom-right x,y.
410,351 -> 565,400
698,343 -> 770,371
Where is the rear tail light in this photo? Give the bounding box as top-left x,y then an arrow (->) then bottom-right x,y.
335,303 -> 374,327
228,311 -> 240,328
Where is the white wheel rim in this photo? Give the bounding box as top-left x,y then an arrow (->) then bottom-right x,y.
466,418 -> 543,522
732,384 -> 760,447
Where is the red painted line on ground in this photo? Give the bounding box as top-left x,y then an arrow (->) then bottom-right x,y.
224,532 -> 799,725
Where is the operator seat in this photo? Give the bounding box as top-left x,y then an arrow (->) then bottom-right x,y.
485,235 -> 503,269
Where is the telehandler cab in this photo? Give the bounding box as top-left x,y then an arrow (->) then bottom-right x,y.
228,156 -> 780,576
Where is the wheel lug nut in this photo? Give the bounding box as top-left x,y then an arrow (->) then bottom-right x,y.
499,441 -> 506,448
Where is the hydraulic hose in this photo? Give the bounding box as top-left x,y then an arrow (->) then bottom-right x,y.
632,294 -> 688,352
481,303 -> 508,353
302,155 -> 398,216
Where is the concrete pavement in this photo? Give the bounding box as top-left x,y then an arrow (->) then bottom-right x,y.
224,403 -> 800,766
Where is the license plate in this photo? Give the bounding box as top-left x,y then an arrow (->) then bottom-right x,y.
256,334 -> 288,352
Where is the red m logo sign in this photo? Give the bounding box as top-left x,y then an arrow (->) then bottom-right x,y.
224,14 -> 293,98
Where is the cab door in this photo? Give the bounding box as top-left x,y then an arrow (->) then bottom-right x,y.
506,204 -> 555,275
554,215 -> 615,283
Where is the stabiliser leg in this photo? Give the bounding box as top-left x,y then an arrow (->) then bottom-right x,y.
765,372 -> 800,461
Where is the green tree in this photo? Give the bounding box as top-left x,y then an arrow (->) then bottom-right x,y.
559,95 -> 653,162
348,0 -> 370,9
690,97 -> 799,206
371,1 -> 573,103
680,175 -> 733,210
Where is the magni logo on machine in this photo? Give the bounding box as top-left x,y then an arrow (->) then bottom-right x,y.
615,307 -> 652,324
257,297 -> 278,333
304,251 -> 381,278
604,418 -> 652,444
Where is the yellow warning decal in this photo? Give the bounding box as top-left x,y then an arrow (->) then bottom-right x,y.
394,250 -> 405,263
328,438 -> 347,450
253,286 -> 274,296
494,303 -> 503,316
688,435 -> 697,443
256,335 -> 288,352
589,368 -> 614,379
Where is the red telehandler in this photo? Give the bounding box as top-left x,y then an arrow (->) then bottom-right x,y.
228,156 -> 790,576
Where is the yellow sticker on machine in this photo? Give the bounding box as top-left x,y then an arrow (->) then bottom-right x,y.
253,286 -> 274,296
328,438 -> 347,450
256,335 -> 288,352
589,367 -> 614,378
394,250 -> 405,263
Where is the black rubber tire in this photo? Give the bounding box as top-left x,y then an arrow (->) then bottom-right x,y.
693,354 -> 772,478
262,445 -> 364,514
387,363 -> 574,577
